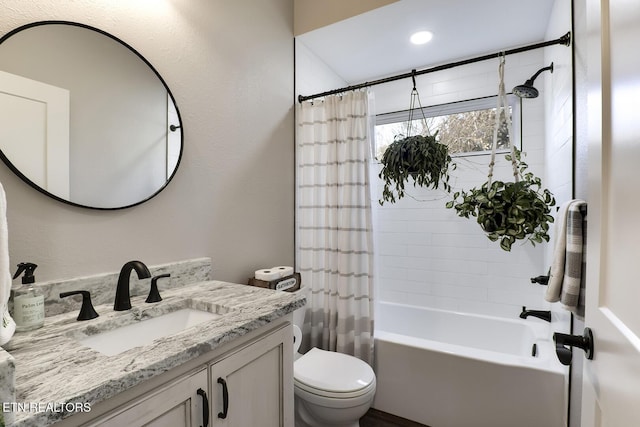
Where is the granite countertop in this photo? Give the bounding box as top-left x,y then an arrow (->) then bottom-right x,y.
2,281 -> 306,427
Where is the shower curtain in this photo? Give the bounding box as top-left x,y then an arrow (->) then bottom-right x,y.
296,90 -> 375,364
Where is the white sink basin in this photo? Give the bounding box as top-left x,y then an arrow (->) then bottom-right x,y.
79,308 -> 222,356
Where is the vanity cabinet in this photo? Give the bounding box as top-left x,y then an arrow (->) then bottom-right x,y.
79,321 -> 293,427
210,323 -> 292,426
85,369 -> 208,426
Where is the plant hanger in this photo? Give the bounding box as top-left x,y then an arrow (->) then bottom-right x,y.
487,54 -> 518,186
378,73 -> 454,204
446,55 -> 555,251
406,70 -> 431,137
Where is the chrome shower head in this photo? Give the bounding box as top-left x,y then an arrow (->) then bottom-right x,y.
513,62 -> 554,98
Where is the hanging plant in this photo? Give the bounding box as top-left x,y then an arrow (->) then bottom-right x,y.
445,55 -> 555,251
378,74 -> 455,205
445,149 -> 555,251
379,132 -> 454,204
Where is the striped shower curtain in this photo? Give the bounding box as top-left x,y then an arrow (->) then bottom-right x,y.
296,90 -> 375,364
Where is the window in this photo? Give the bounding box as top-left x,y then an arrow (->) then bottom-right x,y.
374,95 -> 521,160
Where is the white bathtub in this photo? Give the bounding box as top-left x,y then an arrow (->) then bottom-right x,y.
372,302 -> 567,427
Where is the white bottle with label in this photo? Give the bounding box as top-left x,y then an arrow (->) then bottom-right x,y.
11,262 -> 44,332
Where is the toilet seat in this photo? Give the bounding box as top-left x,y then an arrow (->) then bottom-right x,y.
294,347 -> 376,399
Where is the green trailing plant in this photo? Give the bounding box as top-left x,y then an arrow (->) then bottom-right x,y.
379,132 -> 454,205
445,149 -> 555,251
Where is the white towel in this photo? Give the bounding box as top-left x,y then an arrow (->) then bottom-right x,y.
544,199 -> 587,313
0,182 -> 15,346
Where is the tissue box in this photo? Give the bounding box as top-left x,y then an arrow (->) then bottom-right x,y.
248,272 -> 301,292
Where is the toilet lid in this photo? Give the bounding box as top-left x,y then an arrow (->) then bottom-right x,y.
294,347 -> 375,393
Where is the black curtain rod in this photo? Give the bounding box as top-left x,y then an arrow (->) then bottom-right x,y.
298,31 -> 571,103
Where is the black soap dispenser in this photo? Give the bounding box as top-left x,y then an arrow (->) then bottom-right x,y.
11,262 -> 45,331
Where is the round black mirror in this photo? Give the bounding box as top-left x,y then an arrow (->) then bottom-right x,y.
0,21 -> 183,209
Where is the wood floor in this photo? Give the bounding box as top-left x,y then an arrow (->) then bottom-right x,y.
360,408 -> 428,427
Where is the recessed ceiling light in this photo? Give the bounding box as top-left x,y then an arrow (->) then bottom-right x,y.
410,31 -> 433,45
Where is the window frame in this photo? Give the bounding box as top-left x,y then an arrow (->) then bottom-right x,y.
374,94 -> 522,159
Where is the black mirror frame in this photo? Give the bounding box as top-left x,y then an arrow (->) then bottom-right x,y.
0,20 -> 184,210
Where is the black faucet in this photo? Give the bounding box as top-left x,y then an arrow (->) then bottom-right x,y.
114,260 -> 151,311
519,306 -> 552,322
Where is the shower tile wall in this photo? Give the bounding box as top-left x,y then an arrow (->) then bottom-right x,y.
544,0 -> 574,267
371,50 -> 555,320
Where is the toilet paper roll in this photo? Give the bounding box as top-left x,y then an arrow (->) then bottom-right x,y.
255,269 -> 281,281
292,324 -> 302,353
271,266 -> 294,277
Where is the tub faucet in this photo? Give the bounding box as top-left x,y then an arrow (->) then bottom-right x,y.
114,260 -> 151,311
519,306 -> 551,322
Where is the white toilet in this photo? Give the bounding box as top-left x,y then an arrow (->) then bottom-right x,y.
292,326 -> 377,427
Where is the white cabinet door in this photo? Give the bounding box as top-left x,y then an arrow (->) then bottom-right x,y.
210,324 -> 293,427
87,368 -> 209,427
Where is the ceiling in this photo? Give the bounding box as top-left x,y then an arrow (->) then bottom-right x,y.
296,0 -> 557,84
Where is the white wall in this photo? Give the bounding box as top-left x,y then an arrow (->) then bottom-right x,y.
0,0 -> 295,283
544,1 -> 577,426
543,1 -> 574,322
295,39 -> 347,98
544,0 -> 575,259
